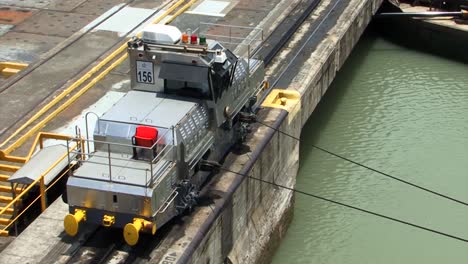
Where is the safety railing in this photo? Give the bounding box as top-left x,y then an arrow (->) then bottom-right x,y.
198,22 -> 264,60
0,132 -> 82,236
198,22 -> 264,93
68,126 -> 175,189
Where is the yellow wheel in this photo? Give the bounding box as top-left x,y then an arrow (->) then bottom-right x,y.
64,209 -> 85,236
64,214 -> 79,236
124,222 -> 141,246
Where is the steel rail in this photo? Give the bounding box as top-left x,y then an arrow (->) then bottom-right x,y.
376,11 -> 465,18
256,0 -> 343,110
0,54 -> 128,155
165,0 -> 198,24
0,1 -> 132,94
64,228 -> 124,264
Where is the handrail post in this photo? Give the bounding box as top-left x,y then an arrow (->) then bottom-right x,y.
247,44 -> 251,87
150,157 -> 154,187
146,169 -> 149,191
66,139 -> 71,166
39,134 -> 44,150
39,176 -> 46,212
11,182 -> 18,236
107,143 -> 112,182
80,138 -> 85,161
85,112 -> 100,154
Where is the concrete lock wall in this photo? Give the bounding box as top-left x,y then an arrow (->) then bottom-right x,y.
186,0 -> 384,263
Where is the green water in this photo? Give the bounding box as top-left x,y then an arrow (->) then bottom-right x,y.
272,30 -> 468,263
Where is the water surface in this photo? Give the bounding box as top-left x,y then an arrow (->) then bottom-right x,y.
272,30 -> 468,263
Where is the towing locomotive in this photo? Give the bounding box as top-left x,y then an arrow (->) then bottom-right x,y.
63,24 -> 264,245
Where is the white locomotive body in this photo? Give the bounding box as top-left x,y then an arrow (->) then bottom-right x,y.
63,25 -> 264,245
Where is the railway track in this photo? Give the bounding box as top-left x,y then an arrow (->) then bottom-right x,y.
65,228 -> 125,264
41,215 -> 178,264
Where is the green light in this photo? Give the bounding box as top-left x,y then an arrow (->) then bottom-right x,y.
199,35 -> 207,45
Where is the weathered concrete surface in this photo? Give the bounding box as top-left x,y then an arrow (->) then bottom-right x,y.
0,199 -> 98,263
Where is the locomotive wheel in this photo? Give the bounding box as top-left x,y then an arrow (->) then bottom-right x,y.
124,223 -> 140,246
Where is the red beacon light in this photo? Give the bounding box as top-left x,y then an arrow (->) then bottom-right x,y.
134,126 -> 158,148
190,34 -> 198,45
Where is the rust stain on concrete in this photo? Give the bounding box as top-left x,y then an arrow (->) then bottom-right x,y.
0,6 -> 35,25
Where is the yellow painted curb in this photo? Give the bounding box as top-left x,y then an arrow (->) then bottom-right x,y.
261,89 -> 301,123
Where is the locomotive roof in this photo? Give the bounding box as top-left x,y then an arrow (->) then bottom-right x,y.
100,90 -> 197,128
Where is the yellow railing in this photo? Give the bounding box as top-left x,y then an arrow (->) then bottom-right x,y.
0,133 -> 83,235
0,132 -> 80,163
0,0 -> 191,156
0,162 -> 75,236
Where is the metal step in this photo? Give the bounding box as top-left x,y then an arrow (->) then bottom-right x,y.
0,196 -> 13,203
0,218 -> 11,225
0,164 -> 20,173
0,207 -> 14,215
0,185 -> 22,194
0,230 -> 8,236
0,174 -> 9,181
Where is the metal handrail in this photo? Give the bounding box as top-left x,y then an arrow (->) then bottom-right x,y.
70,132 -> 175,188
156,189 -> 178,214
0,132 -> 81,235
199,22 -> 263,59
78,160 -> 149,172
149,146 -> 175,186
84,112 -> 100,154
0,142 -> 79,218
77,125 -> 173,151
0,164 -> 75,235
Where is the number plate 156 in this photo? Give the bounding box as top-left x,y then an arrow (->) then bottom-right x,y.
136,61 -> 154,84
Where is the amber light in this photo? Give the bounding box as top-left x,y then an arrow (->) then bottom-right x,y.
181,33 -> 189,43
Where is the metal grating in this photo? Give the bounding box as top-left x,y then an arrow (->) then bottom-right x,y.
74,0 -> 128,16
47,0 -> 87,12
13,10 -> 95,37
0,32 -> 65,63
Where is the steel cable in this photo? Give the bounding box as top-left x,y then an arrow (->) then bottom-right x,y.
255,119 -> 468,207
218,166 -> 468,244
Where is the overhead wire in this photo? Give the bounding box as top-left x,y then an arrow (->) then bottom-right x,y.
217,166 -> 468,244
254,119 -> 468,207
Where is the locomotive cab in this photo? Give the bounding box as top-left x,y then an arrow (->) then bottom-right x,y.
127,24 -> 264,127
